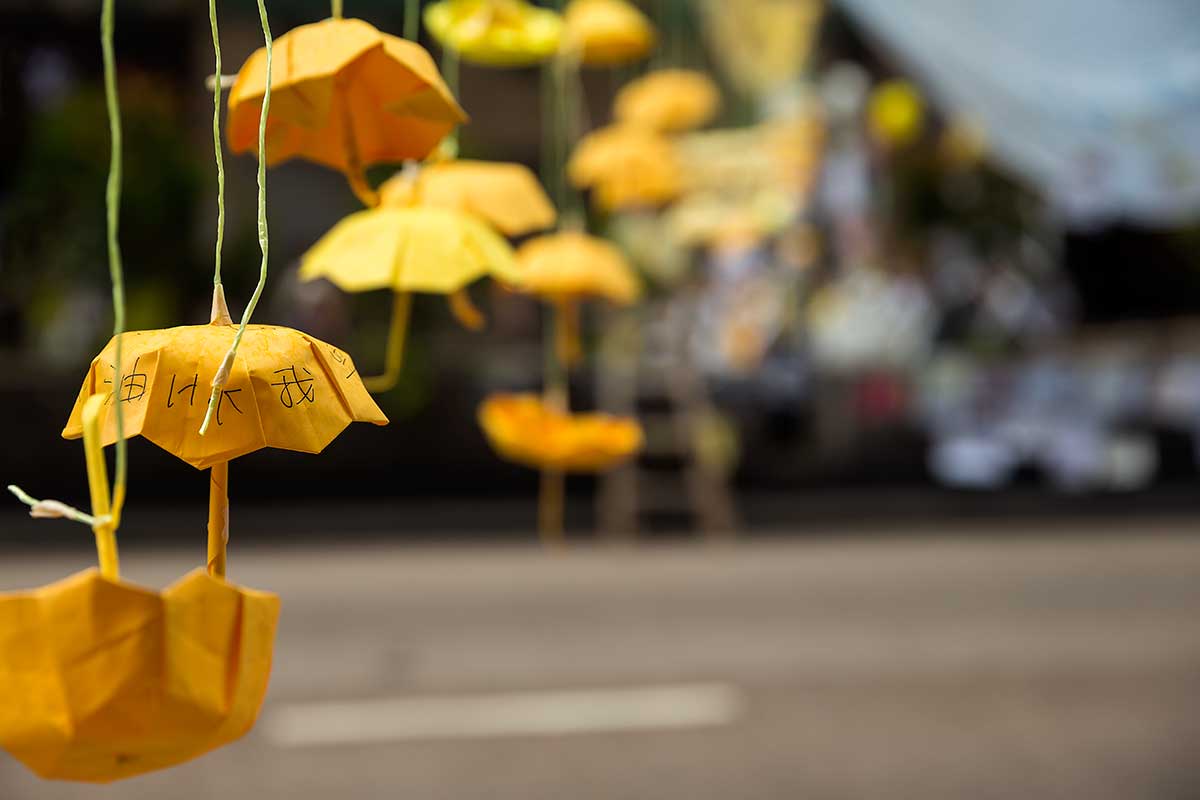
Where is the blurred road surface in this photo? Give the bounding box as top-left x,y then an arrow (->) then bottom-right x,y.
2,522 -> 1200,799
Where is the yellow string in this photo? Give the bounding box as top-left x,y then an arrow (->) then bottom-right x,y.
200,0 -> 272,436
209,0 -> 225,288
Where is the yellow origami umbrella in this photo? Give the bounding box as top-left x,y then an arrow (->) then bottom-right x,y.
613,69 -> 721,133
568,123 -> 682,210
379,159 -> 556,236
425,0 -> 563,66
479,393 -> 643,472
516,230 -> 640,366
2,395 -> 281,784
561,0 -> 657,66
227,17 -> 467,206
301,206 -> 522,391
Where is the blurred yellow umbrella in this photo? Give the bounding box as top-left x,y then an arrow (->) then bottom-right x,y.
516,230 -> 641,305
227,17 -> 467,206
614,69 -> 721,133
479,392 -> 643,472
379,159 -> 556,236
562,0 -> 657,66
301,206 -> 521,391
568,123 -> 682,210
867,79 -> 924,150
425,0 -> 563,66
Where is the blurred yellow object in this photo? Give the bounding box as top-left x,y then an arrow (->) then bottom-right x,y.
302,207 -> 521,391
939,116 -> 988,169
867,79 -> 924,149
0,569 -> 279,783
62,310 -> 387,470
379,160 -> 556,236
562,0 -> 657,67
568,124 -> 682,210
479,393 -> 643,472
302,206 -> 521,294
697,0 -> 823,96
614,69 -> 721,133
424,0 -> 563,66
515,231 -> 640,305
227,17 -> 466,206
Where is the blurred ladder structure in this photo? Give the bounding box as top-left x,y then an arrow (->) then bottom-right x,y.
596,295 -> 739,539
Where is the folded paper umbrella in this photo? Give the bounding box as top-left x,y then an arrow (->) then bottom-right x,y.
479,393 -> 643,472
227,17 -> 467,207
515,230 -> 640,366
1,395 -> 281,783
561,0 -> 657,67
62,289 -> 388,574
379,159 -> 556,236
613,69 -> 721,134
301,206 -> 522,391
425,0 -> 563,67
568,123 -> 683,211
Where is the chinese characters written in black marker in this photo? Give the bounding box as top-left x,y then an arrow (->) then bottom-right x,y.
271,365 -> 315,408
166,373 -> 198,408
166,372 -> 243,425
327,347 -> 356,380
103,357 -> 148,404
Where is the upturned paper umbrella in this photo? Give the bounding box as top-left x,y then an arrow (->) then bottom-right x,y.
379,159 -> 556,236
227,17 -> 467,206
568,124 -> 682,210
424,0 -> 563,66
479,393 -> 643,472
561,0 -> 657,66
2,396 -> 281,783
301,206 -> 522,391
614,69 -> 721,133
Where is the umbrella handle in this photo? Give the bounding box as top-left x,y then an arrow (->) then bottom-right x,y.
363,291 -> 412,393
208,462 -> 229,579
83,395 -> 121,581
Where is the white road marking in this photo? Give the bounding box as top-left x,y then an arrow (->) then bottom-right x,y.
264,683 -> 745,748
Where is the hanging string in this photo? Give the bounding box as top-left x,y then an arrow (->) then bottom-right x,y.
7,0 -> 127,542
200,0 -> 272,436
209,0 -> 225,287
332,0 -> 343,19
405,0 -> 420,41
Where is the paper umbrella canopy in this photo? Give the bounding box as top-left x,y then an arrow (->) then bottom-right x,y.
424,0 -> 563,66
479,393 -> 643,472
561,0 -> 658,66
515,231 -> 641,304
568,123 -> 683,210
379,160 -> 557,237
61,316 -> 388,470
613,69 -> 721,133
0,568 -> 279,782
227,17 -> 466,176
301,206 -> 522,294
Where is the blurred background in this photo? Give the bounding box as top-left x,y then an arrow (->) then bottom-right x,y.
2,1 -> 1200,798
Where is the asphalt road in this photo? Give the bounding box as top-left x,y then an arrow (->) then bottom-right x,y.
2,522 -> 1199,799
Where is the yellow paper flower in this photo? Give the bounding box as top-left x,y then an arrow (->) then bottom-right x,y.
227,17 -> 467,204
379,160 -> 556,236
515,231 -> 641,305
562,0 -> 657,66
568,124 -> 682,210
479,393 -> 643,472
867,79 -> 924,149
425,0 -> 564,66
614,69 -> 721,133
0,569 -> 279,783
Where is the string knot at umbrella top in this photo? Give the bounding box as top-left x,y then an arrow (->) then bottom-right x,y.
561,0 -> 658,67
425,0 -> 564,67
227,17 -> 467,177
614,69 -> 721,133
479,393 -> 644,473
